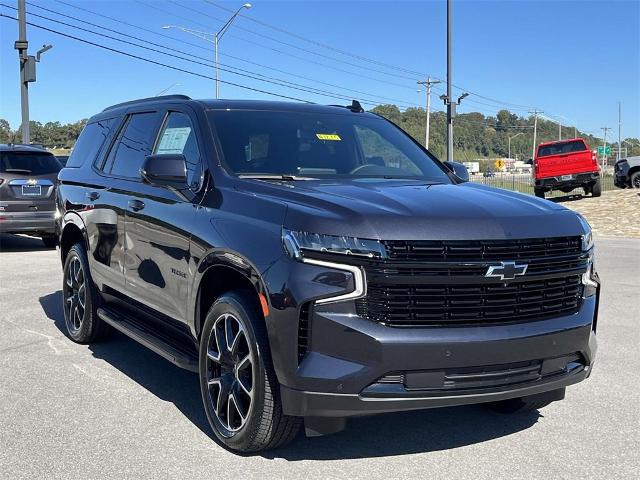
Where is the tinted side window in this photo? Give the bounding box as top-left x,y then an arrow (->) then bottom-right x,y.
67,118 -> 117,168
109,112 -> 161,178
154,112 -> 203,189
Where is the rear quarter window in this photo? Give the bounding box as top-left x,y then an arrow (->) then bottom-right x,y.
66,117 -> 118,168
538,140 -> 588,157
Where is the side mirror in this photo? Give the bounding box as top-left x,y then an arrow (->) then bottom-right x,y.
141,154 -> 187,190
443,161 -> 469,182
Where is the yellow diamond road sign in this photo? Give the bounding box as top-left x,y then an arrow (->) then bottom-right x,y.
494,159 -> 505,169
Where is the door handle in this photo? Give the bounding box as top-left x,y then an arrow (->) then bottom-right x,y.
86,191 -> 100,201
128,199 -> 145,212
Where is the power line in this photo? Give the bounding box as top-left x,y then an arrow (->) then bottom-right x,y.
203,0 -> 428,78
47,0 -> 421,105
5,4 -> 420,108
0,13 -> 313,103
169,0 -> 420,83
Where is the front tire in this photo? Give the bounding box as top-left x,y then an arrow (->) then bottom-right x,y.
199,290 -> 301,452
62,243 -> 110,343
534,187 -> 545,199
630,171 -> 640,189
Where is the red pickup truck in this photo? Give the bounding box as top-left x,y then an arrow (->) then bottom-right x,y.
533,138 -> 601,199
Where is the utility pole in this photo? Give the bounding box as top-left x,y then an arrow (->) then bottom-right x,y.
601,127 -> 611,170
14,0 -> 52,144
417,76 -> 441,149
529,110 -> 542,160
446,0 -> 453,162
15,0 -> 29,144
439,0 -> 468,162
558,121 -> 561,141
618,101 -> 622,162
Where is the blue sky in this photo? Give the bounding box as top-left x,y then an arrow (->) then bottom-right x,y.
1,0 -> 638,138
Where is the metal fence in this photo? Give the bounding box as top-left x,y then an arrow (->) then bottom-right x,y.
468,172 -> 616,198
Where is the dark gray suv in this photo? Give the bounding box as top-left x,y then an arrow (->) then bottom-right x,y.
56,96 -> 600,452
1,144 -> 61,247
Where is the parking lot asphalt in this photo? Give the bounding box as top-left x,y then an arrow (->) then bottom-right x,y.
0,233 -> 638,479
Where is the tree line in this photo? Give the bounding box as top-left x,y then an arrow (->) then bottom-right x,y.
370,105 -> 640,161
1,109 -> 638,160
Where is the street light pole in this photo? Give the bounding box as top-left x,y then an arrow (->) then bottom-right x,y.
417,76 -> 441,149
446,0 -> 453,162
163,3 -> 251,99
14,0 -> 52,144
16,0 -> 29,144
214,3 -> 252,99
508,132 -> 523,160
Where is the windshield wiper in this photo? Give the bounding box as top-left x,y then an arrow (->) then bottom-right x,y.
4,168 -> 32,174
238,174 -> 317,181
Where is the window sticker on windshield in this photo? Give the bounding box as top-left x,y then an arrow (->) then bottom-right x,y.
157,127 -> 192,153
316,133 -> 341,141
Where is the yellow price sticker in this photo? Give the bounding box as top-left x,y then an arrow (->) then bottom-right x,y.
316,133 -> 341,141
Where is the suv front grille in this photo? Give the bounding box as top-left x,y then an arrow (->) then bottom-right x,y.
355,236 -> 587,327
357,275 -> 582,326
382,237 -> 582,262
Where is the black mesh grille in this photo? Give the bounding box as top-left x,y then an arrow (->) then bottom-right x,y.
357,275 -> 583,326
382,236 -> 582,262
355,236 -> 586,327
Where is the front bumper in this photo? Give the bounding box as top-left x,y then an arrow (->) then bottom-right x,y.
279,294 -> 598,418
0,211 -> 56,234
535,172 -> 599,191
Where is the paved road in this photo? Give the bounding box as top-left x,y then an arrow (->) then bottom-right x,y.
1,234 -> 638,479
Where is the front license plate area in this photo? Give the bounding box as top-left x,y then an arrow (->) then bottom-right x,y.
21,185 -> 41,196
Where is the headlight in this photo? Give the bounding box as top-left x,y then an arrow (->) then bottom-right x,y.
283,229 -> 386,260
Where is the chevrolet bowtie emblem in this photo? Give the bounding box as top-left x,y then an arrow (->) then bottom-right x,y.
27,178 -> 38,185
485,261 -> 528,280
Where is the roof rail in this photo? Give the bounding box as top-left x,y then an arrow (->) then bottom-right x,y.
102,94 -> 192,112
329,100 -> 365,113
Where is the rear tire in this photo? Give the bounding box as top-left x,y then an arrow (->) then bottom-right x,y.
199,290 -> 301,452
41,235 -> 57,248
630,171 -> 640,189
487,388 -> 565,414
591,178 -> 602,197
62,243 -> 111,343
534,188 -> 545,199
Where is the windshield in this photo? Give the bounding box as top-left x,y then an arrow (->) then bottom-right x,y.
537,140 -> 587,157
207,109 -> 451,182
0,151 -> 61,174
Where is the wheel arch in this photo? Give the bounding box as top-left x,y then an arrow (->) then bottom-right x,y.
192,251 -> 270,341
60,213 -> 88,265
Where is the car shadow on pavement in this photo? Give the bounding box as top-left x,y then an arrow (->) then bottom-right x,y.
0,233 -> 53,252
39,290 -> 540,460
39,290 -> 214,442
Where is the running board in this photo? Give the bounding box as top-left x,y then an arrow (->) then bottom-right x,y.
97,307 -> 199,372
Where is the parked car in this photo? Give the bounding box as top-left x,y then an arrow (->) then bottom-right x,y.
56,95 -> 599,452
614,155 -> 640,188
533,138 -> 600,198
483,170 -> 495,177
0,144 -> 62,247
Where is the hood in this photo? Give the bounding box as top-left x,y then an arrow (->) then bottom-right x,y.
244,179 -> 585,241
